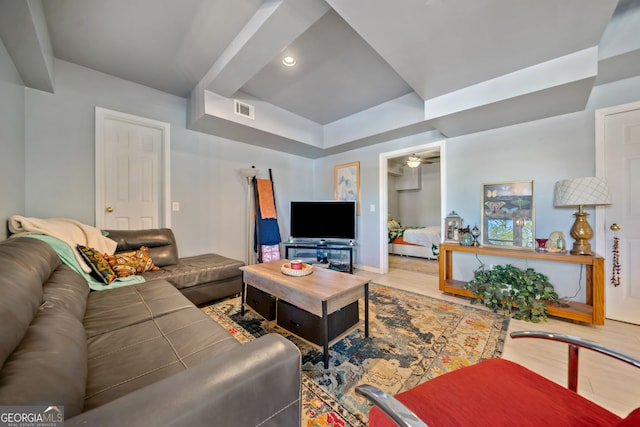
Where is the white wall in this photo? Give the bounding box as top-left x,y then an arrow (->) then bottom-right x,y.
0,38 -> 25,240
328,75 -> 640,301
5,50 -> 640,302
302,75 -> 640,303
442,75 -> 640,302
396,162 -> 441,227
22,59 -> 315,260
387,174 -> 400,221
444,110 -> 595,300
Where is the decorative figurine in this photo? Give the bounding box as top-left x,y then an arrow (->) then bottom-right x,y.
459,226 -> 473,246
546,231 -> 566,253
471,226 -> 480,247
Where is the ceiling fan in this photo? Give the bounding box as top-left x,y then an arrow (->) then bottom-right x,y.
406,153 -> 440,168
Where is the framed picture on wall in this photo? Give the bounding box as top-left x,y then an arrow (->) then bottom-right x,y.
481,180 -> 534,249
334,161 -> 361,215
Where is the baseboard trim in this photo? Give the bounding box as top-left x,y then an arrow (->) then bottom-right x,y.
356,264 -> 384,274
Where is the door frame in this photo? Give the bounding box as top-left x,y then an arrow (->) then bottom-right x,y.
594,100 -> 640,255
594,100 -> 640,320
95,107 -> 171,229
378,139 -> 446,274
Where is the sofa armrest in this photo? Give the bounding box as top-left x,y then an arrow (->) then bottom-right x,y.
66,334 -> 301,427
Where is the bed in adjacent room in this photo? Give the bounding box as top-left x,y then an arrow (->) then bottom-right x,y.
388,220 -> 441,259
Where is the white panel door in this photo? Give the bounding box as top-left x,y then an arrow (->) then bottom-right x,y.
95,108 -> 171,230
598,103 -> 640,325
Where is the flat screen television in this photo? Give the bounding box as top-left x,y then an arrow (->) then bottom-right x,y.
290,201 -> 356,241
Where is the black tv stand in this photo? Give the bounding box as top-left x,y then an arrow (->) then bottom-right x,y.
284,241 -> 357,274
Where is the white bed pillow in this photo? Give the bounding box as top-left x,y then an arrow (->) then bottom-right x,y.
388,219 -> 401,229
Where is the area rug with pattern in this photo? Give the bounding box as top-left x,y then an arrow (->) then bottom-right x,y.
201,284 -> 509,427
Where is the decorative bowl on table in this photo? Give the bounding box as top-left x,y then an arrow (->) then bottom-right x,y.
281,262 -> 313,276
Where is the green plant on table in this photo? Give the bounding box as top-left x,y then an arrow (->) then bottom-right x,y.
464,264 -> 559,323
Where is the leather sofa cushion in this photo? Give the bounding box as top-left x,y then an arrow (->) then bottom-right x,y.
0,238 -> 59,367
84,278 -> 194,338
0,263 -> 89,418
140,254 -> 244,291
106,228 -> 179,267
83,280 -> 240,410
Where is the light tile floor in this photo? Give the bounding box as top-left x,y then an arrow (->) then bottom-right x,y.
355,264 -> 640,417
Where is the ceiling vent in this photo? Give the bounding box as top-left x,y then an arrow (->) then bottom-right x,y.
234,100 -> 255,120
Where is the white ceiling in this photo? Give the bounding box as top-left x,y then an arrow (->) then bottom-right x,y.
1,0 -> 639,157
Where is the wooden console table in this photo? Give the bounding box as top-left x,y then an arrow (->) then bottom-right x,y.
438,243 -> 605,325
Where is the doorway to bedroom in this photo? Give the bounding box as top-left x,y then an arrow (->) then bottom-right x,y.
379,141 -> 445,275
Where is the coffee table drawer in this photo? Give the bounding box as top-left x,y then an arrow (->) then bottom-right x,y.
277,300 -> 358,346
246,285 -> 276,320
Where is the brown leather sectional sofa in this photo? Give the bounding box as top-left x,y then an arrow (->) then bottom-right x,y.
0,236 -> 301,426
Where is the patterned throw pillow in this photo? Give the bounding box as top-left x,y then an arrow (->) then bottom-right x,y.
105,246 -> 160,278
77,245 -> 117,284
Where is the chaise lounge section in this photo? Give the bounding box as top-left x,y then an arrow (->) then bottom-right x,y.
105,228 -> 244,305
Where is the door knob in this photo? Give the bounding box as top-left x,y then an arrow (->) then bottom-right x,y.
105,206 -> 114,213
610,223 -> 621,231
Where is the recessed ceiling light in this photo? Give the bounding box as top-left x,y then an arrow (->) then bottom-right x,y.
282,56 -> 296,67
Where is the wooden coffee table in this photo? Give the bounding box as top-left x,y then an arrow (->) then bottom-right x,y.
240,260 -> 370,368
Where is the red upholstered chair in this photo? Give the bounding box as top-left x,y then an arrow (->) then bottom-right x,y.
356,331 -> 640,427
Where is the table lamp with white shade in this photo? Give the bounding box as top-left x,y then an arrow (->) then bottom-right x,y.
553,177 -> 611,255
